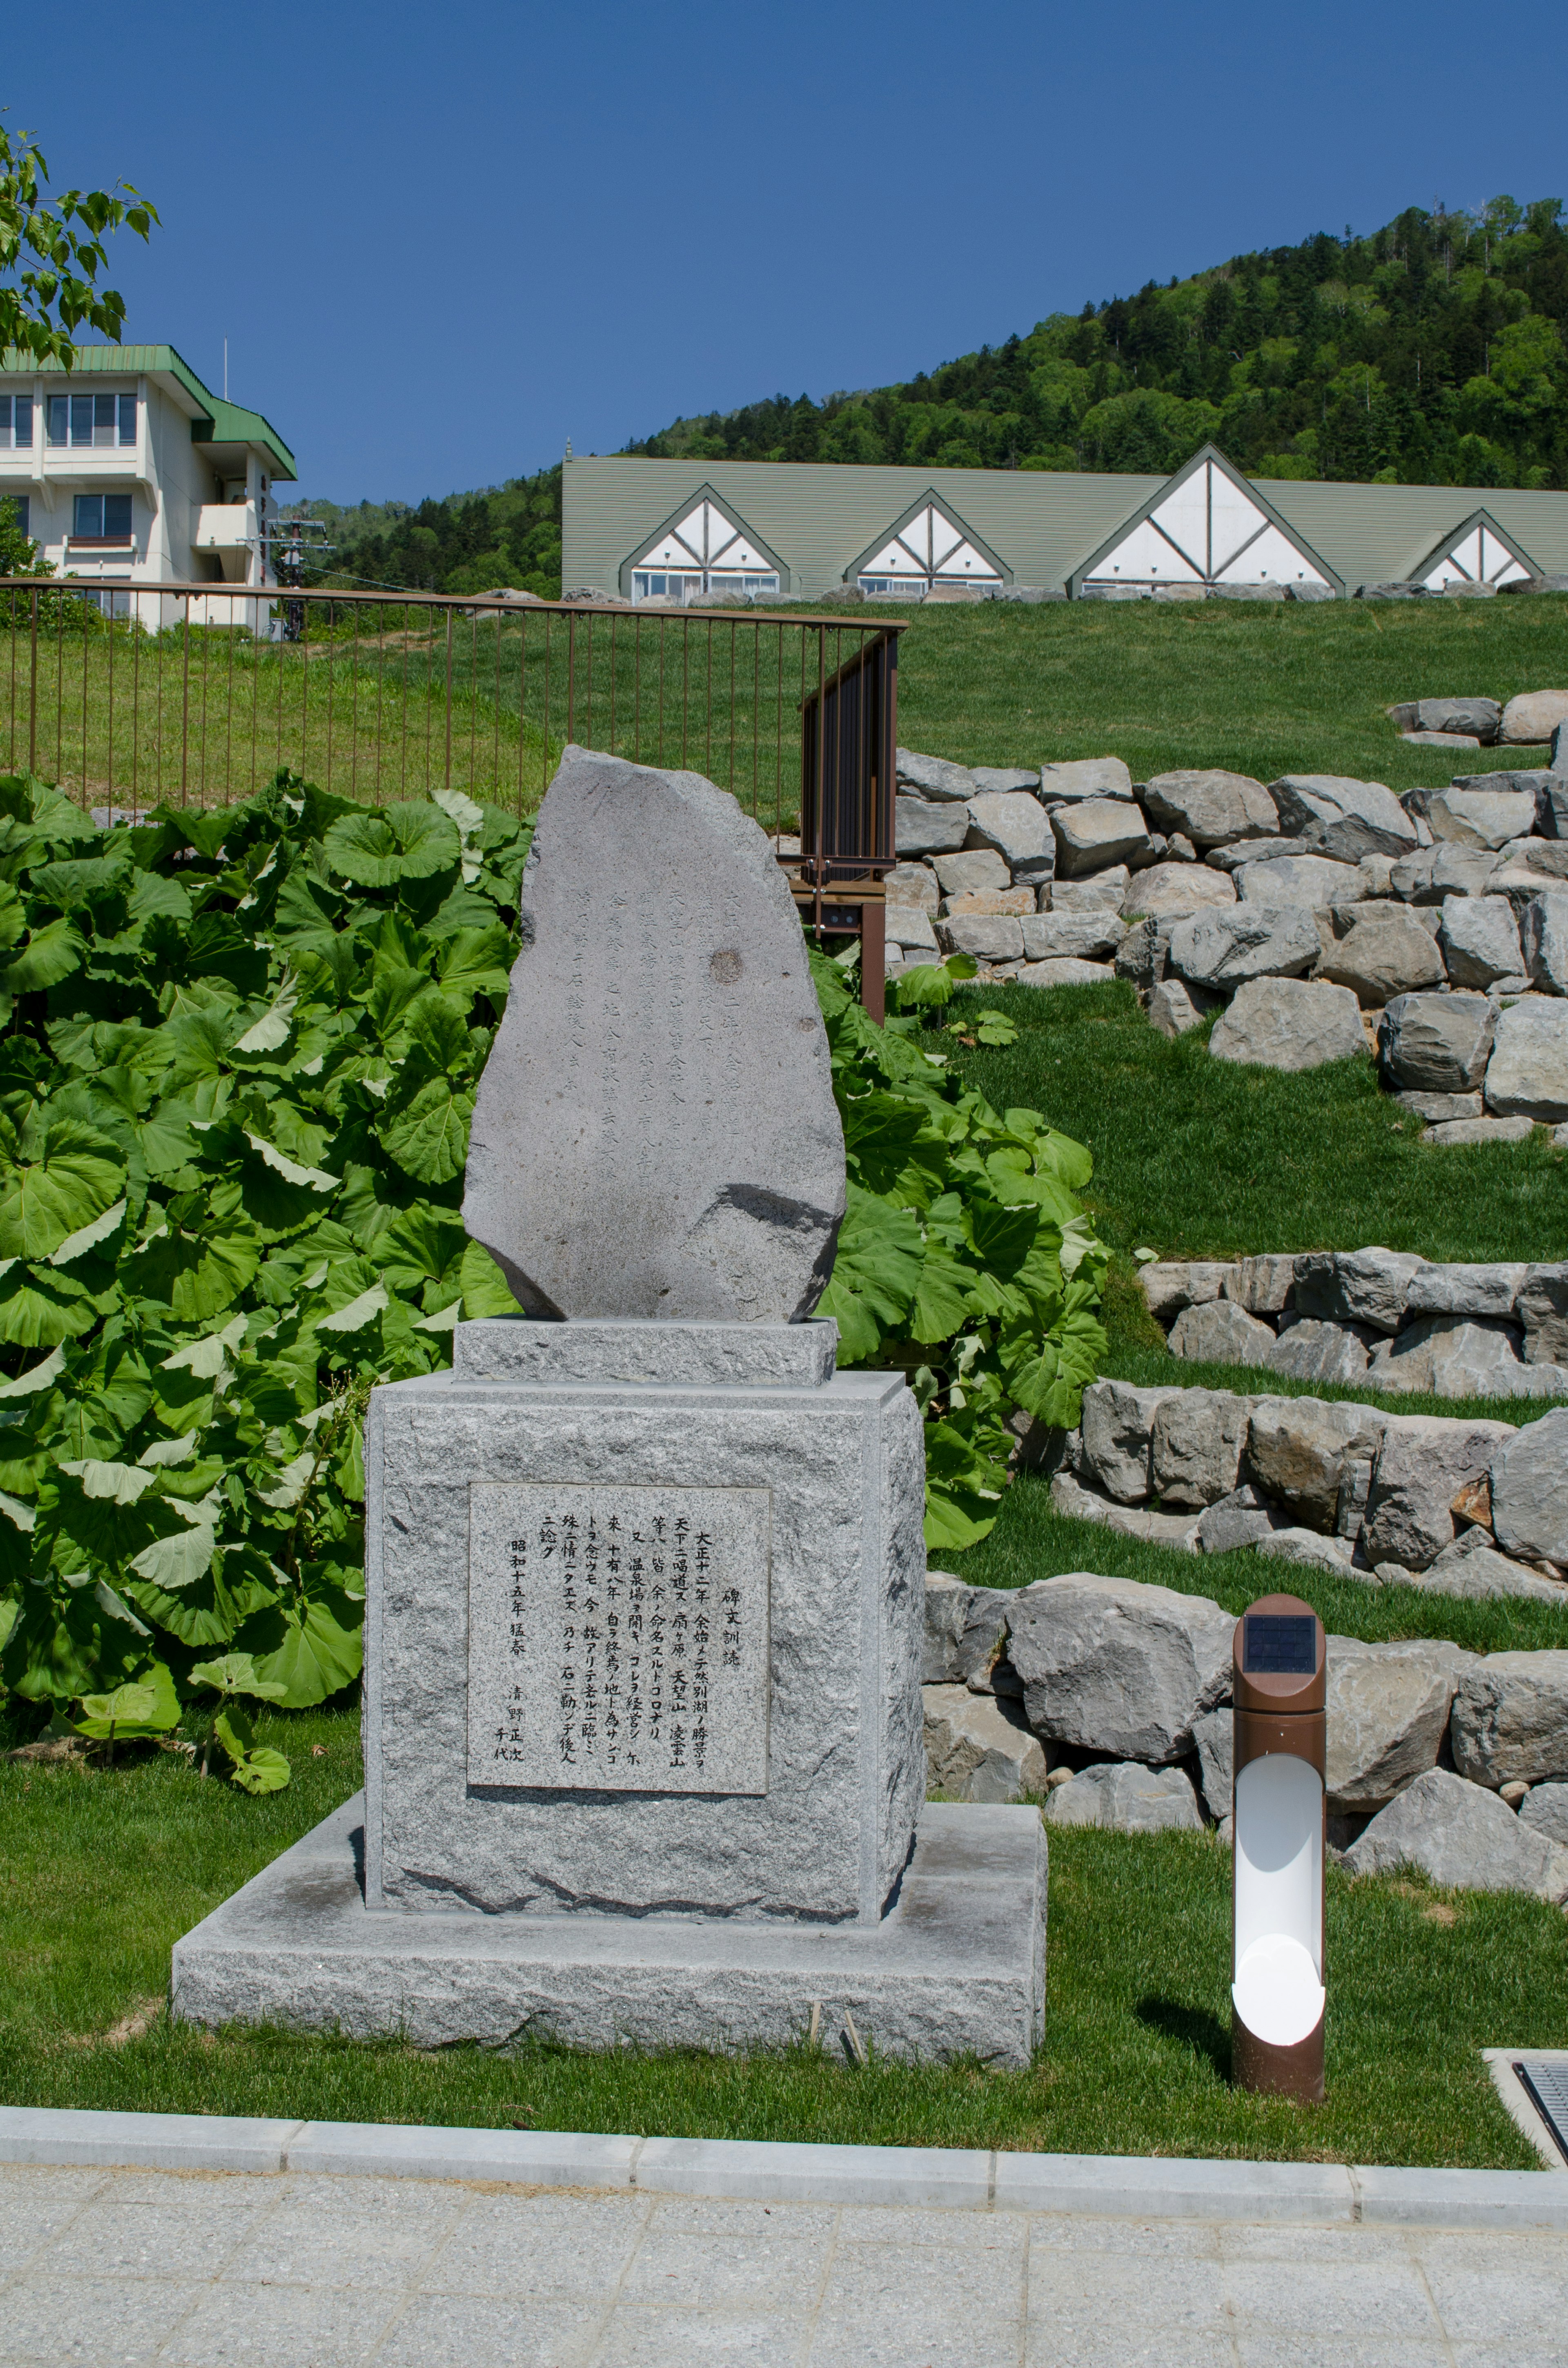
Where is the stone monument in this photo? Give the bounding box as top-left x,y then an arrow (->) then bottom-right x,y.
173,749 -> 1047,2065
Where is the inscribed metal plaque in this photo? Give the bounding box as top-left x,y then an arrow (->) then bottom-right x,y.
468,1483 -> 771,1793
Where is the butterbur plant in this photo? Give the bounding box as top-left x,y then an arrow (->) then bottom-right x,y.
187,1653 -> 290,1792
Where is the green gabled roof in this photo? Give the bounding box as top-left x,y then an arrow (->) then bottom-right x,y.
0,341 -> 296,479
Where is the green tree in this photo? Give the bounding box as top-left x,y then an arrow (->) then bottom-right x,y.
0,115 -> 158,366
0,494 -> 49,577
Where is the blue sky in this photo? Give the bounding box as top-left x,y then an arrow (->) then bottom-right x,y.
9,0 -> 1567,505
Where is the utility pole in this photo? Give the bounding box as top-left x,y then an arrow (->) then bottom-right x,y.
263,512 -> 332,642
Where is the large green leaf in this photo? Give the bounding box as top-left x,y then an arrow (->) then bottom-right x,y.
379,1077 -> 474,1184
815,1185 -> 923,1363
323,802 -> 461,887
241,1583 -> 363,1706
0,1117 -> 125,1260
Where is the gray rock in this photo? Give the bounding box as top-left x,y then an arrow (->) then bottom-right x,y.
923,1573 -> 975,1682
1294,1248 -> 1421,1334
1519,1266 -> 1568,1366
1424,790 -> 1539,850
1196,1484 -> 1284,1556
1403,729 -> 1482,749
1120,862 -> 1237,920
1209,836 -> 1319,872
1269,775 -> 1419,862
465,748 -> 844,1322
1137,1261 -> 1235,1320
1394,697 -> 1501,741
895,796 -> 971,856
1080,1378 -> 1184,1503
1140,770 -> 1279,849
1450,1651 -> 1568,1787
1051,798 -> 1156,879
933,847 -> 1012,898
1450,766 -> 1559,798
1036,757 -> 1133,803
1343,1767 -> 1568,1901
923,1572 -> 1018,1692
937,914 -> 1025,962
1048,1469 -> 1203,1547
969,767 -> 1039,794
1005,1572 -> 1235,1762
1020,911 -> 1125,963
923,1684 -> 1046,1803
1521,892 -> 1568,994
1381,991 -> 1499,1091
1044,1760 -> 1204,1833
1268,1318 -> 1374,1382
1395,1090 -> 1485,1121
1049,867 -> 1130,912
888,910 -> 940,957
1167,1298 -> 1278,1369
1367,1314 -> 1526,1398
1422,1115 -> 1536,1148
1254,1527 -> 1354,1572
1319,908 -> 1447,1006
965,792 -> 1056,884
1490,1409 -> 1568,1565
1168,903 -> 1323,990
1500,691 -> 1568,746
1326,1637 -> 1471,1812
1439,897 -> 1523,989
1147,978 -> 1207,1037
1150,1388 -> 1250,1506
1405,1262 -> 1528,1319
1191,1708 -> 1234,1817
1360,1416 -> 1518,1569
1225,1254 -> 1299,1314
1013,957 -> 1114,988
1483,999 -> 1568,1121
1209,975 -> 1368,1070
1421,1528 -> 1568,1603
896,749 -> 975,801
1518,1782 -> 1568,1844
1234,853 -> 1369,910
885,862 -> 940,914
1247,1395 -> 1388,1530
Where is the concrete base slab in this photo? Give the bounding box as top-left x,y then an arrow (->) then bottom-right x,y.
172,1795 -> 1047,2068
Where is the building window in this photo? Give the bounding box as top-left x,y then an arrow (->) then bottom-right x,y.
47,392 -> 137,449
628,496 -> 782,601
630,568 -> 779,603
77,584 -> 133,620
72,493 -> 133,542
853,502 -> 1005,598
0,494 -> 29,540
0,394 -> 33,450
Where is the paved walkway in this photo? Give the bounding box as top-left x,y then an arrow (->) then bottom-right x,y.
2,2160 -> 1566,2366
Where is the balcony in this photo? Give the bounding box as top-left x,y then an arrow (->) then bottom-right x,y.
195,503 -> 259,582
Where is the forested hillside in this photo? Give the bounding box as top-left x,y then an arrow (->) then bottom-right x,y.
306,197 -> 1568,597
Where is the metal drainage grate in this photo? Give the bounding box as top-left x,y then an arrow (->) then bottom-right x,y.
1515,2061 -> 1568,2165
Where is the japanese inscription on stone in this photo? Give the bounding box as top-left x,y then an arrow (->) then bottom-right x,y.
468,1483 -> 771,1793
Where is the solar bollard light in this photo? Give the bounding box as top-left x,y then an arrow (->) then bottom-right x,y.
1231,1591 -> 1327,2103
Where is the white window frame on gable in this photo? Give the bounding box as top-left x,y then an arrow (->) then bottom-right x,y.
849,495 -> 1008,597
1070,445 -> 1340,595
0,394 -> 33,450
626,491 -> 783,603
1411,510 -> 1535,592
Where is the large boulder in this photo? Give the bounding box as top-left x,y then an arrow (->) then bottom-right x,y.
1518,1782 -> 1568,1845
885,862 -> 940,914
1499,690 -> 1568,746
887,906 -> 940,954
1389,697 -> 1501,740
1246,1395 -> 1388,1531
969,766 -> 1039,794
1049,1469 -> 1203,1547
922,1573 -> 1015,1688
1342,1767 -> 1568,1902
1326,1637 -> 1471,1813
1140,770 -> 1278,848
1168,903 -> 1322,990
896,796 -> 970,856
1079,1378 -> 1184,1503
965,792 -> 1055,885
1438,896 -> 1523,989
1294,1248 -> 1421,1333
1167,1298 -> 1278,1367
1450,1651 -> 1568,1786
1225,1254 -> 1299,1314
1137,1261 -> 1235,1319
1269,775 -> 1419,861
897,749 -> 976,801
1196,1484 -> 1285,1556
923,1684 -> 1045,1803
1423,789 -> 1539,850
1121,862 -> 1237,920
1191,1706 -> 1233,1817
1051,866 -> 1129,912
1015,957 -> 1115,987
1405,1262 -> 1527,1320
1420,1528 -> 1568,1602
1379,992 -> 1497,1092
1004,1572 -> 1235,1762
1037,756 -> 1133,803
1233,853 -> 1368,908
1044,1761 -> 1204,1833
933,848 -> 1011,898
1483,1000 -> 1568,1121
937,914 -> 1024,962
1149,1388 -> 1250,1505
1268,1317 -> 1374,1382
1519,1265 -> 1568,1365
1490,1409 -> 1568,1565
1020,911 -> 1125,963
1051,798 -> 1156,878
1521,893 -> 1568,995
1366,1314 -> 1526,1399
1209,976 -> 1367,1070
1147,978 -> 1208,1037
1360,1416 -> 1519,1568
1318,908 -> 1446,1006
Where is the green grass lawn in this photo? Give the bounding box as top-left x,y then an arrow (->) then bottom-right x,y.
0,1711 -> 1551,2169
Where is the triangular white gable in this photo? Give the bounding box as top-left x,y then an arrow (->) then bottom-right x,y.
857,503 -> 1002,582
640,499 -> 773,575
1085,459 -> 1327,586
1421,523 -> 1531,590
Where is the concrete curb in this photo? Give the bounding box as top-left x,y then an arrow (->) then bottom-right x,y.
2,2108 -> 1566,2228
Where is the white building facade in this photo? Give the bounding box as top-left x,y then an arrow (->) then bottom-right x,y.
0,343 -> 296,628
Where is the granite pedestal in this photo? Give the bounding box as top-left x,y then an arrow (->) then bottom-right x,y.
173,1318 -> 1047,2063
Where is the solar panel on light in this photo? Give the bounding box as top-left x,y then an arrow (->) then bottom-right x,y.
1515,2061 -> 1568,2165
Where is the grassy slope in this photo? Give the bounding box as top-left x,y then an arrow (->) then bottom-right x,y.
0,1720 -> 1544,2168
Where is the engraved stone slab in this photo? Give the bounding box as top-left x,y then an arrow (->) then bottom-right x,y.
463,746 -> 845,1323
468,1483 -> 770,1795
